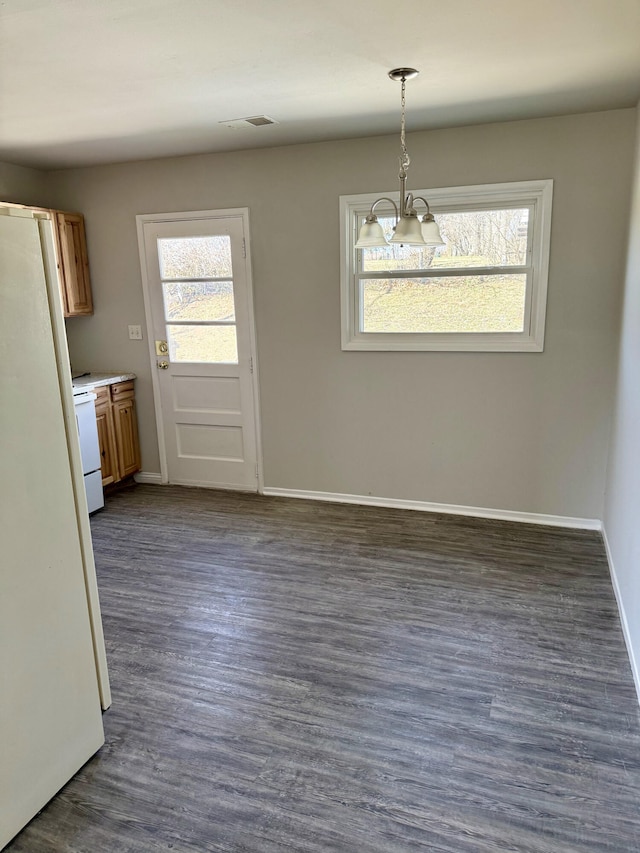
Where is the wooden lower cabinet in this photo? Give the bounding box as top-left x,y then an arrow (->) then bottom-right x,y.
95,382 -> 141,486
95,397 -> 118,486
113,398 -> 141,480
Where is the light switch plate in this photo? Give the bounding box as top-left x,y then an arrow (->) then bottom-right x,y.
128,324 -> 143,340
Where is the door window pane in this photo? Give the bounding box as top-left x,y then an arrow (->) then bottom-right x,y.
167,324 -> 238,363
158,236 -> 232,279
163,281 -> 236,322
361,275 -> 527,333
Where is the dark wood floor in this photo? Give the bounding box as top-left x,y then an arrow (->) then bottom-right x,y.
7,485 -> 640,852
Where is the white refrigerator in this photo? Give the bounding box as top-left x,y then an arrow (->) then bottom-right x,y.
0,208 -> 110,848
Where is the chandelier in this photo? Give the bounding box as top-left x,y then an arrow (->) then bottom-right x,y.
355,68 -> 444,249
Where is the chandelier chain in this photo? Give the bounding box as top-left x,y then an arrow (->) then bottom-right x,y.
399,76 -> 410,178
355,68 -> 444,250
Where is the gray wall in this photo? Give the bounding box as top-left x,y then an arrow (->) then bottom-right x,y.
603,106 -> 640,686
48,108 -> 636,519
0,160 -> 49,207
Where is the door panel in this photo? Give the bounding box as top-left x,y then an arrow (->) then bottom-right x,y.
172,375 -> 242,413
139,213 -> 259,489
177,423 -> 245,459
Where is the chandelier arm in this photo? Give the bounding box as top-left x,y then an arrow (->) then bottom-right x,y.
369,196 -> 399,222
412,196 -> 432,215
404,191 -> 417,216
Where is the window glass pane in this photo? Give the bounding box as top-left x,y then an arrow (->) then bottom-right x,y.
167,324 -> 238,363
361,208 -> 529,272
361,275 -> 527,334
163,281 -> 236,322
438,209 -> 529,267
158,236 -> 232,279
361,218 -> 441,272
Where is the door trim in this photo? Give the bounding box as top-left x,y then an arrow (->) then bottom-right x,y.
136,208 -> 263,492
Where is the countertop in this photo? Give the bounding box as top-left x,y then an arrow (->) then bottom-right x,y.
72,372 -> 136,391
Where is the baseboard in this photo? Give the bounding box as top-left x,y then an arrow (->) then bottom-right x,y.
132,477 -> 601,529
132,472 -> 257,492
169,478 -> 257,491
134,471 -> 164,485
262,487 -> 602,530
601,526 -> 640,704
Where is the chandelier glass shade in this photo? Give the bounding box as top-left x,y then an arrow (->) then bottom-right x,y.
355,68 -> 444,250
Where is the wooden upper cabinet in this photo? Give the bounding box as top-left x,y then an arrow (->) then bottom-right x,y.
54,211 -> 93,317
0,202 -> 94,318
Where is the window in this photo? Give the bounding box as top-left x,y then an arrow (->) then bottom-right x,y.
157,235 -> 238,363
340,180 -> 553,351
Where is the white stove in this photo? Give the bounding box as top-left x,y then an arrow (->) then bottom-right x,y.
73,388 -> 104,514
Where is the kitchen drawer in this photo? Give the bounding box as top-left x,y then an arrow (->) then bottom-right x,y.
94,385 -> 109,405
110,380 -> 135,401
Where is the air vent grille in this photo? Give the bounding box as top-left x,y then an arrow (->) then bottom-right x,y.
220,115 -> 279,129
246,116 -> 275,127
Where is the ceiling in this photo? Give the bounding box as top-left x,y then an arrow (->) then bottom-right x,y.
1,0 -> 639,170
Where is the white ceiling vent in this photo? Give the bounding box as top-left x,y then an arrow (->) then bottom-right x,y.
219,115 -> 279,129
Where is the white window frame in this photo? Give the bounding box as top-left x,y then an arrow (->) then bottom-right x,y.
339,179 -> 553,352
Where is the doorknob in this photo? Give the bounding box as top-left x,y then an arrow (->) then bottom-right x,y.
157,360 -> 169,369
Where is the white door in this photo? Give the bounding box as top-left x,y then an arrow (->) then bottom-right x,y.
0,212 -> 105,848
138,210 -> 260,490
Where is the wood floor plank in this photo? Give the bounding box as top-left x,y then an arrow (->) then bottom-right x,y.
6,485 -> 640,852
